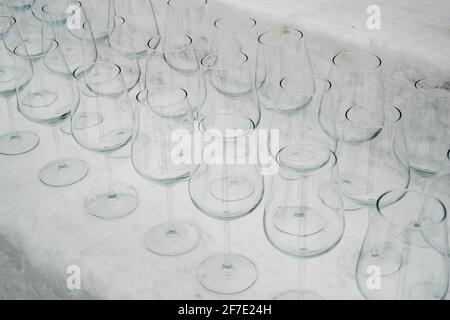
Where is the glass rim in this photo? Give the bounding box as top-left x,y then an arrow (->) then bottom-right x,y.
257,27 -> 304,47
197,113 -> 255,140
213,16 -> 256,30
280,75 -> 332,96
0,15 -> 15,33
13,38 -> 59,59
275,143 -> 337,174
167,0 -> 208,9
136,86 -> 188,109
73,61 -> 122,84
344,104 -> 402,129
415,78 -> 450,98
376,188 -> 447,230
200,51 -> 249,70
82,15 -> 125,31
147,33 -> 193,54
332,50 -> 382,73
42,0 -> 82,14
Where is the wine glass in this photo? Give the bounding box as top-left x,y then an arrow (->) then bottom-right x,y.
338,104 -> 410,208
268,75 -> 337,158
0,15 -> 39,155
14,38 -> 88,186
404,78 -> 450,179
165,0 -> 209,61
200,51 -> 261,127
327,51 -> 385,138
189,113 -> 264,294
356,189 -> 448,299
72,61 -> 138,218
145,33 -> 205,117
109,0 -> 159,58
83,15 -> 140,91
41,0 -> 98,135
255,27 -> 314,112
264,144 -> 344,299
132,86 -> 200,255
428,149 -> 450,254
210,16 -> 257,58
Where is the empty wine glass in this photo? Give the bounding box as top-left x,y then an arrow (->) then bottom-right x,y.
165,0 -> 209,61
83,15 -> 140,91
41,1 -> 97,73
327,51 -> 385,138
255,27 -> 314,112
41,0 -> 98,135
264,144 -> 344,299
14,38 -> 88,186
132,86 -> 200,255
356,189 -> 448,299
200,51 -> 261,126
269,75 -> 337,157
338,104 -> 410,208
145,33 -> 205,116
189,113 -> 264,294
404,78 -> 450,179
0,15 -> 39,155
428,149 -> 450,254
72,62 -> 138,218
210,16 -> 257,58
109,0 -> 159,58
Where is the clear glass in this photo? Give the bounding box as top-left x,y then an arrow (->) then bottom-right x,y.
269,75 -> 337,157
200,51 -> 261,126
165,0 -> 209,61
264,144 -> 344,299
0,15 -> 39,155
189,114 -> 264,294
338,104 -> 410,207
428,149 -> 450,254
327,51 -> 385,138
14,38 -> 88,186
83,15 -> 140,91
72,62 -> 138,219
41,1 -> 98,135
356,189 -> 448,300
132,87 -> 200,256
255,27 -> 314,112
109,0 -> 159,58
405,78 -> 450,178
145,33 -> 205,116
211,16 -> 257,59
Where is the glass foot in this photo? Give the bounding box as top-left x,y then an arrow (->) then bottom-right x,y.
85,184 -> 139,219
59,121 -> 72,135
0,131 -> 39,155
144,222 -> 200,256
39,158 -> 88,187
197,253 -> 257,294
109,142 -> 131,159
275,290 -> 324,300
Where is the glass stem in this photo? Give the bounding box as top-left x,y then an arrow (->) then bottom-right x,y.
165,186 -> 177,235
104,154 -> 116,198
297,258 -> 305,299
222,221 -> 232,271
6,97 -> 19,137
52,125 -> 67,169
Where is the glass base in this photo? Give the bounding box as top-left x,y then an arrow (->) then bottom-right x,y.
275,290 -> 324,300
144,222 -> 200,256
0,131 -> 39,155
39,158 -> 88,187
85,185 -> 139,219
197,253 -> 257,294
